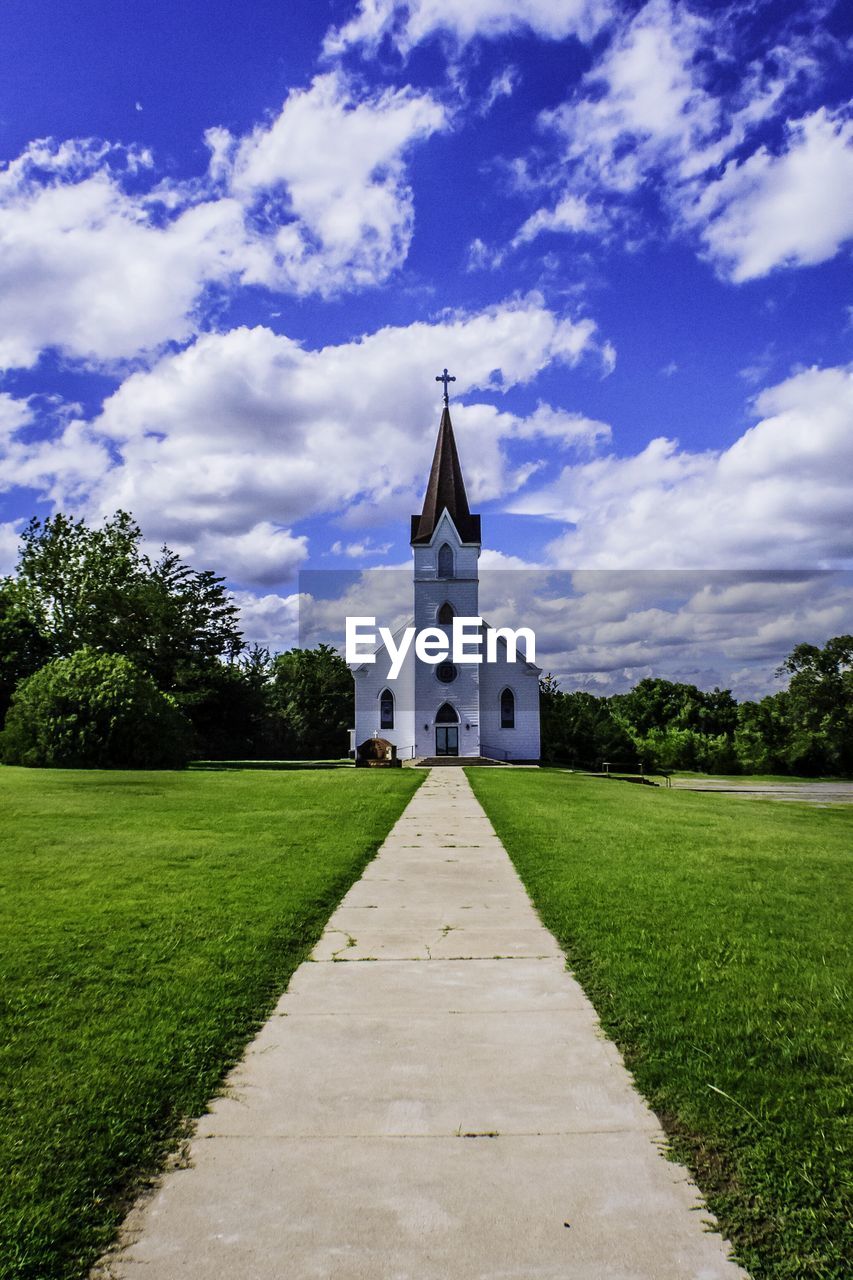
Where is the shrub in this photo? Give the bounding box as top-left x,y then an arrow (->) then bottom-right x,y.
0,648 -> 192,769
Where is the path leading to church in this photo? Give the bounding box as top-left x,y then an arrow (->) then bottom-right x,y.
98,769 -> 747,1280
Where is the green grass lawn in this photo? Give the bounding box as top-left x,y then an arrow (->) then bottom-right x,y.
0,765 -> 421,1280
467,768 -> 851,1280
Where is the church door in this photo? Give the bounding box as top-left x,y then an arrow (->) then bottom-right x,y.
435,725 -> 458,756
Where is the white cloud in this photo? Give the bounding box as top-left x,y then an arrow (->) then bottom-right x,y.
192,523 -> 308,586
512,193 -> 598,246
324,0 -> 612,56
508,0 -> 851,279
232,590 -> 301,653
0,139 -> 245,369
690,107 -> 853,280
0,74 -> 446,370
0,393 -> 34,438
0,521 -> 22,575
331,538 -> 394,558
538,0 -> 718,193
0,412 -> 112,508
224,71 -> 447,295
480,66 -> 520,115
3,298 -> 604,586
511,364 -> 853,570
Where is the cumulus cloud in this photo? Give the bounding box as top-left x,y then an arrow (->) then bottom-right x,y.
689,107 -> 853,280
510,364 -> 853,569
0,74 -> 446,370
0,139 -> 245,369
1,298 -> 605,586
232,590 -> 301,652
324,0 -> 612,56
221,70 -> 446,295
509,0 -> 852,279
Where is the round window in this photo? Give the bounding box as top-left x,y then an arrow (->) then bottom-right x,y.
436,662 -> 457,683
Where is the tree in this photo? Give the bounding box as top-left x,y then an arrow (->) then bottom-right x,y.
539,676 -> 636,767
0,649 -> 192,769
14,512 -> 244,686
188,646 -> 277,760
734,695 -> 789,775
0,578 -> 51,724
9,512 -> 245,750
778,635 -> 853,775
611,678 -> 738,772
270,645 -> 353,758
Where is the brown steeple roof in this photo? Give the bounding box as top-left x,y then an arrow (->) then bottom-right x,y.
410,405 -> 481,545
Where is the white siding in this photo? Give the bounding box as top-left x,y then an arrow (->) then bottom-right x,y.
353,625 -> 416,759
479,632 -> 541,762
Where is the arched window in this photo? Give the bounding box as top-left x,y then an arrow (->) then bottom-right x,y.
437,543 -> 454,578
436,662 -> 457,683
380,688 -> 394,730
435,702 -> 459,723
437,601 -> 454,624
500,688 -> 515,729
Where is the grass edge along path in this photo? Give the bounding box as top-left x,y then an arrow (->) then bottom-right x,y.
467,768 -> 851,1280
0,766 -> 422,1280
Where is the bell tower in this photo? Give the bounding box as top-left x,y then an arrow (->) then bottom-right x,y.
410,373 -> 481,758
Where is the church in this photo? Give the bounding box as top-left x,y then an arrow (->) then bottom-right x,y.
351,376 -> 541,763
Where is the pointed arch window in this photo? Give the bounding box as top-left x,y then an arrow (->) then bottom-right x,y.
500,688 -> 515,729
380,688 -> 394,730
437,601 -> 455,625
437,543 -> 454,579
435,702 -> 459,724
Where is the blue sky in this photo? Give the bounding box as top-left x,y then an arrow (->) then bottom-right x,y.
1,0 -> 851,693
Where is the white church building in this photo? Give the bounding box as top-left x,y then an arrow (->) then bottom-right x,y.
351,384 -> 540,763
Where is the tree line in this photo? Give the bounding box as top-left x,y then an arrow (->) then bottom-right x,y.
1,511 -> 850,774
540,636 -> 853,777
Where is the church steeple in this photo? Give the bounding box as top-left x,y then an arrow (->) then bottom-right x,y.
411,403 -> 481,545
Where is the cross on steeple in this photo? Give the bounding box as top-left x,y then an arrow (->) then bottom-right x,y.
435,367 -> 456,407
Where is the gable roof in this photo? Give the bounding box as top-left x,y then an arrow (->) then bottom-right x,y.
410,405 -> 481,545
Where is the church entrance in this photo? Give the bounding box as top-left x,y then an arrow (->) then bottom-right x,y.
435,703 -> 459,756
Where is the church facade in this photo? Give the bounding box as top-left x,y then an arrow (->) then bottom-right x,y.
351,396 -> 540,762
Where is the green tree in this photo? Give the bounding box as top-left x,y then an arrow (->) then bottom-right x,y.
14,512 -> 243,688
612,678 -> 738,772
0,578 -> 51,724
539,677 -> 636,767
0,649 -> 192,769
270,645 -> 353,759
188,646 -> 277,760
778,635 -> 853,775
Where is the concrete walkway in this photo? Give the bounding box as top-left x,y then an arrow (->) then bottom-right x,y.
98,769 -> 747,1279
